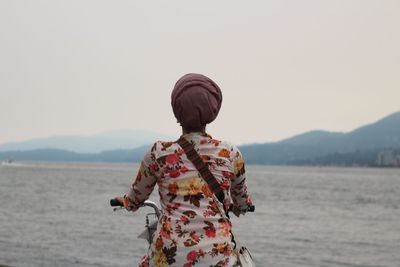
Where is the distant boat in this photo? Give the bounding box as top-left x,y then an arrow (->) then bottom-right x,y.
1,159 -> 15,166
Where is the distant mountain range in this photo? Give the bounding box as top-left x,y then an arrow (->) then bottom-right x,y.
239,111 -> 400,165
0,129 -> 173,153
1,111 -> 400,166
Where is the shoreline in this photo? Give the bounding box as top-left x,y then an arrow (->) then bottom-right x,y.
1,160 -> 399,170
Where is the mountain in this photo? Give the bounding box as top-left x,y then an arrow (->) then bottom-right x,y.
239,111 -> 400,165
0,129 -> 173,153
0,146 -> 148,163
1,111 -> 399,166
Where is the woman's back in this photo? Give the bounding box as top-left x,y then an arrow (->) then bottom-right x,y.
126,132 -> 252,267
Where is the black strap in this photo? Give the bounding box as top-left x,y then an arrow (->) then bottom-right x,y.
177,137 -> 225,204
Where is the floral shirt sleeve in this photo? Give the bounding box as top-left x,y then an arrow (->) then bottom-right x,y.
124,145 -> 158,212
230,145 -> 253,217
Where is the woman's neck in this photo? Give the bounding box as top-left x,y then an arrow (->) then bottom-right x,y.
182,127 -> 206,135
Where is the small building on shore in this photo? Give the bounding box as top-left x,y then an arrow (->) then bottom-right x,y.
376,149 -> 400,167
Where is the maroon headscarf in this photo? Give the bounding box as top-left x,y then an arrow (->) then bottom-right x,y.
171,73 -> 222,130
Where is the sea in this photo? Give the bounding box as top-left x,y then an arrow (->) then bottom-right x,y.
0,162 -> 399,267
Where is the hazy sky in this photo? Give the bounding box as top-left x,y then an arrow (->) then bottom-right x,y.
1,0 -> 399,145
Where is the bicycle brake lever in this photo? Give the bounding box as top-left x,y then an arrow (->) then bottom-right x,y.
113,207 -> 125,212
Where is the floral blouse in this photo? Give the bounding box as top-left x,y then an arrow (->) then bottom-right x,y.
124,132 -> 253,267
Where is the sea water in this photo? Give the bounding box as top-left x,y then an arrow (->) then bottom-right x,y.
0,163 -> 399,267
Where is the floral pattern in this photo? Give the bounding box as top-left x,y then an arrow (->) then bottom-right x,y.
125,133 -> 253,267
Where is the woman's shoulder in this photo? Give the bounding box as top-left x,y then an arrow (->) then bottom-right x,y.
201,135 -> 242,158
148,135 -> 241,157
148,139 -> 180,157
207,135 -> 238,150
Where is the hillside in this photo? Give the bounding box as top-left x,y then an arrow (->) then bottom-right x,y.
240,111 -> 400,165
1,111 -> 399,166
0,146 -> 148,163
0,129 -> 172,153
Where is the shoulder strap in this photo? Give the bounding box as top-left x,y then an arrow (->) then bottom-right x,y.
177,137 -> 225,204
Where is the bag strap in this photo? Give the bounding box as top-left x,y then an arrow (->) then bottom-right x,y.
177,136 -> 225,204
177,137 -> 243,251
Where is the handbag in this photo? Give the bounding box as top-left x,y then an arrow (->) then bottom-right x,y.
210,193 -> 256,267
177,137 -> 256,267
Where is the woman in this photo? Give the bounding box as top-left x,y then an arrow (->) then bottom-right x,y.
116,73 -> 253,267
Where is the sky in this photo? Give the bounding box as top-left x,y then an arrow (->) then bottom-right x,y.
0,0 -> 399,146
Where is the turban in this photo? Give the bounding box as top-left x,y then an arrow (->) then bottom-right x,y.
171,73 -> 222,130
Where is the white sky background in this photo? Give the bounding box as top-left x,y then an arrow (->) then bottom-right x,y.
0,0 -> 399,145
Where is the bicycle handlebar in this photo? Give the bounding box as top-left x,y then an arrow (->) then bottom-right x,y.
110,198 -> 162,218
228,203 -> 255,212
110,198 -> 254,214
247,205 -> 256,212
110,198 -> 122,207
